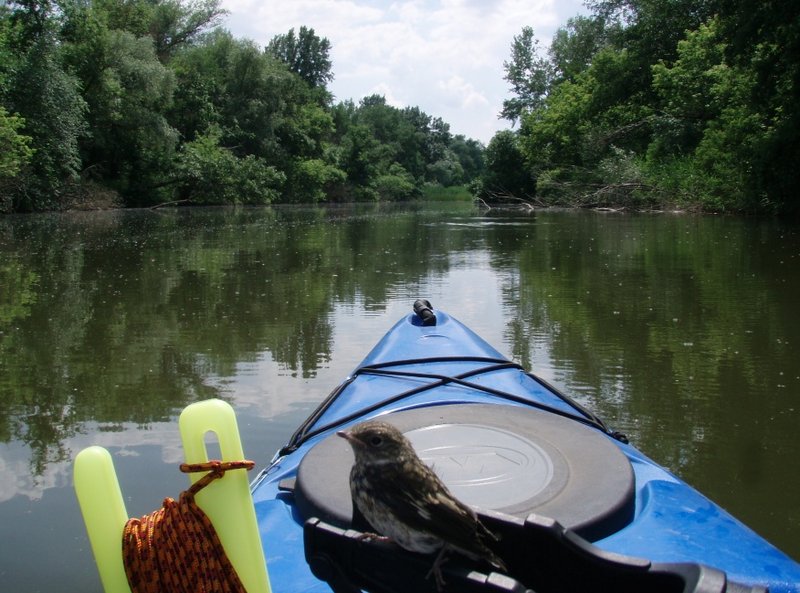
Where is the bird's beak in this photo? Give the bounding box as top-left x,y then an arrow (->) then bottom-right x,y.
337,430 -> 360,446
336,430 -> 358,443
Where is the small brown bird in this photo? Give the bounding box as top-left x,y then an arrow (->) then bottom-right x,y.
337,419 -> 505,587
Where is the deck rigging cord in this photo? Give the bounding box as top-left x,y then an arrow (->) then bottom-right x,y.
280,356 -> 628,456
122,459 -> 255,593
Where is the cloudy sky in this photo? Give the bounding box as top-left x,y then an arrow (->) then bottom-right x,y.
220,0 -> 588,144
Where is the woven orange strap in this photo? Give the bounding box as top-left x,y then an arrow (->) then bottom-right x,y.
122,460 -> 255,593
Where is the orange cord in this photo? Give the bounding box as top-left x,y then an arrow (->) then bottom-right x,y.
122,460 -> 255,593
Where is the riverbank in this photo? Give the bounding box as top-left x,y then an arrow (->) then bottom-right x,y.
0,173 -> 779,217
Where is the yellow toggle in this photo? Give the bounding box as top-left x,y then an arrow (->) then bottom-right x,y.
179,399 -> 271,593
74,399 -> 271,593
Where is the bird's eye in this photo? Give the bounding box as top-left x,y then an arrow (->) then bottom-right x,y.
369,435 -> 383,447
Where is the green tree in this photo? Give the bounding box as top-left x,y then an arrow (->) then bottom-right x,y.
3,0 -> 87,210
170,31 -> 295,159
265,26 -> 333,90
279,102 -> 345,202
479,130 -> 534,200
149,0 -> 227,61
649,18 -> 772,211
166,45 -> 221,143
508,0 -> 735,208
0,14 -> 34,203
341,96 -> 411,190
57,0 -> 222,204
0,2 -> 14,92
169,29 -> 345,204
285,157 -> 346,203
650,21 -> 728,153
90,0 -> 154,36
79,0 -> 226,61
427,150 -> 465,186
338,123 -> 379,190
501,26 -> 553,124
716,0 -> 800,211
521,75 -> 593,173
587,0 -> 718,66
221,39 -> 300,159
175,125 -> 284,203
0,2 -> 481,210
576,0 -> 719,156
0,107 -> 33,179
584,47 -> 654,157
371,162 -> 417,201
80,29 -> 178,202
449,135 -> 485,183
332,95 -> 464,198
549,16 -> 617,84
397,106 -> 442,181
278,102 -> 333,157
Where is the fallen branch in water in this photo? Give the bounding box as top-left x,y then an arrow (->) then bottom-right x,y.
149,199 -> 193,210
482,189 -> 541,210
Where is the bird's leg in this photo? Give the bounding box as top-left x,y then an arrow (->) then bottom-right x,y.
355,531 -> 391,544
426,546 -> 450,591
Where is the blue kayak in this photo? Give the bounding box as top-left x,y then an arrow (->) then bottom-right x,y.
251,301 -> 800,593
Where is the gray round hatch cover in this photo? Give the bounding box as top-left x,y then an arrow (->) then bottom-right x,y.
294,403 -> 634,540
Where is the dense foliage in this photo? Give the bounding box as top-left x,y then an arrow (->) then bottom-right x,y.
0,0 -> 484,212
483,0 -> 800,214
4,0 -> 797,214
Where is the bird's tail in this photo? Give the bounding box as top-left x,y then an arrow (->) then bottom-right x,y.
476,521 -> 507,572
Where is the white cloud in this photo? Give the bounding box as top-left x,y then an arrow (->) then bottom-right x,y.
365,82 -> 404,108
220,0 -> 588,143
0,423 -> 185,503
438,75 -> 490,109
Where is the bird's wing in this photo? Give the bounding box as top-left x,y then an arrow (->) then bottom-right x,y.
378,460 -> 491,554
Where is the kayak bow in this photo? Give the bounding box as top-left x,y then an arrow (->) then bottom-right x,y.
252,301 -> 800,593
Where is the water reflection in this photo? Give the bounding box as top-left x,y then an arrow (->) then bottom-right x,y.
0,205 -> 798,591
0,204 -> 479,496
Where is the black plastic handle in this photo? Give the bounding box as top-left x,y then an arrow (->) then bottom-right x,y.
413,299 -> 436,326
303,512 -> 768,593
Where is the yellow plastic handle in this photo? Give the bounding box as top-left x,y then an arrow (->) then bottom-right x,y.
179,399 -> 271,593
73,446 -> 133,593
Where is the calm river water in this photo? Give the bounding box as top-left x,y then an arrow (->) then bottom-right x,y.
1,203 -> 798,591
